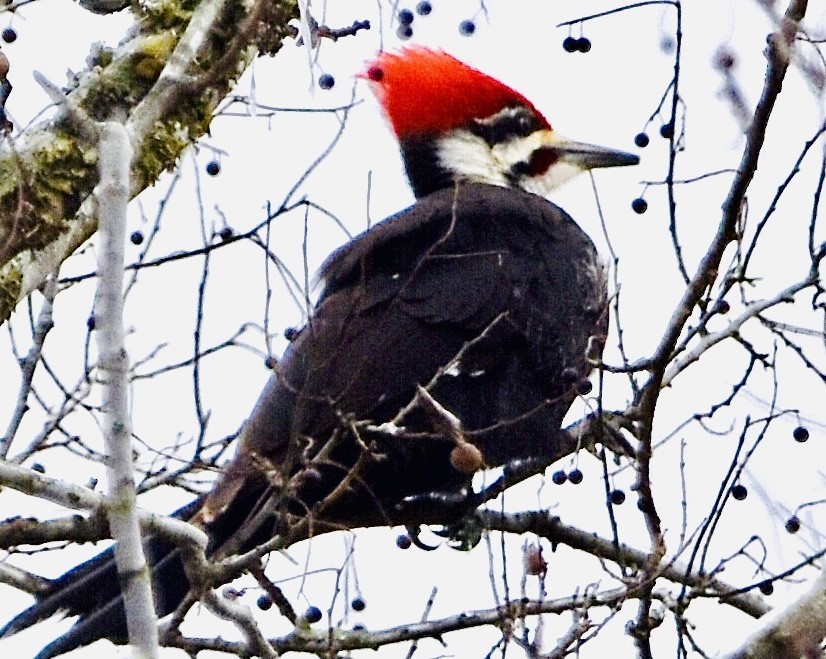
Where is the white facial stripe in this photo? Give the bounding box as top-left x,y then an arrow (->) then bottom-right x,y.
435,128 -> 586,196
436,130 -> 510,188
519,161 -> 585,197
490,131 -> 547,170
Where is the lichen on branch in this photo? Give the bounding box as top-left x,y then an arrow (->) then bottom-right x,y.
0,0 -> 298,324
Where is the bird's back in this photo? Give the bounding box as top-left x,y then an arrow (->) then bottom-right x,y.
202,182 -> 608,545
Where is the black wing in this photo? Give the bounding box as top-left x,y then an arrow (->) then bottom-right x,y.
201,182 -> 607,546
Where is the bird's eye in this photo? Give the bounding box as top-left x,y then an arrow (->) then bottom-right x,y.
472,107 -> 539,145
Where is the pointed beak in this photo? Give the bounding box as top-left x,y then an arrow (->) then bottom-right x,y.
547,133 -> 640,169
548,134 -> 640,170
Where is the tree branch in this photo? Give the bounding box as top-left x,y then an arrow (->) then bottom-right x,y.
0,0 -> 298,324
96,120 -> 160,657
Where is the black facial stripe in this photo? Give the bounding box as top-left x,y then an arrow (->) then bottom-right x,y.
510,147 -> 561,179
469,106 -> 544,146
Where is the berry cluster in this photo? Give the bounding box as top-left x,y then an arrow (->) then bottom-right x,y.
562,35 -> 591,53
726,424 -> 815,540
396,2 -> 433,40
551,468 -> 582,485
629,119 -> 679,215
395,3 -> 476,39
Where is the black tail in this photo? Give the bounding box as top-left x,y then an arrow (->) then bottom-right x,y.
0,499 -> 202,659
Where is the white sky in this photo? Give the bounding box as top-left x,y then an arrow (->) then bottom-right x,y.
1,0 -> 825,657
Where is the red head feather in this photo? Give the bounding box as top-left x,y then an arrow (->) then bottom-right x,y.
360,47 -> 551,138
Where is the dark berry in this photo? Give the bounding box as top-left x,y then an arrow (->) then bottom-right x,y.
304,605 -> 322,623
318,73 -> 335,90
366,66 -> 383,82
758,580 -> 774,596
551,470 -> 567,485
86,314 -> 96,331
568,468 -> 583,484
793,426 -> 809,443
2,27 -> 16,44
396,24 -> 413,40
459,19 -> 475,36
785,516 -> 800,533
353,623 -> 367,631
284,326 -> 299,341
560,366 -> 579,386
205,160 -> 221,176
218,226 -> 233,241
396,533 -> 412,549
576,379 -> 593,396
714,300 -> 730,314
632,198 -> 648,214
731,484 -> 748,501
634,132 -> 650,148
575,37 -> 591,53
351,597 -> 366,611
714,48 -> 736,71
415,1 -> 432,15
659,122 -> 674,139
398,8 -> 414,24
31,463 -> 45,474
130,230 -> 144,245
264,356 -> 277,370
257,595 -> 273,610
562,36 -> 578,53
301,467 -> 323,485
609,489 -> 626,505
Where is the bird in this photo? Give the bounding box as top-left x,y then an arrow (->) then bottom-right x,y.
1,46 -> 638,657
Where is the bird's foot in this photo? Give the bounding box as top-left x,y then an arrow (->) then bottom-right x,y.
395,486 -> 486,550
396,486 -> 473,521
432,515 -> 484,551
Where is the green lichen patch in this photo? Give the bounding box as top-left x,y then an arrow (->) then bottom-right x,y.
25,133 -> 98,251
0,261 -> 22,321
134,119 -> 192,188
135,0 -> 195,31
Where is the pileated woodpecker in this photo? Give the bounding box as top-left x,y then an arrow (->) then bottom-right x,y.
1,47 -> 638,657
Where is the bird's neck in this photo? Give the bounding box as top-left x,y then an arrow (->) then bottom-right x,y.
400,130 -> 520,199
399,137 -> 457,198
